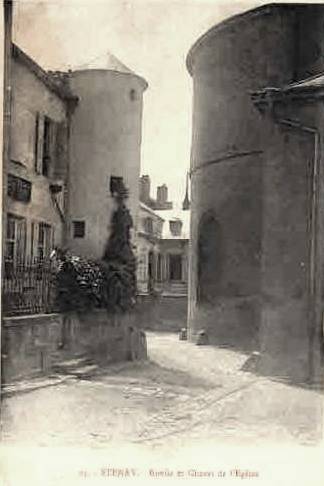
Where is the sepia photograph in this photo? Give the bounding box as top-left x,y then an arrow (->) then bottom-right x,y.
0,0 -> 323,484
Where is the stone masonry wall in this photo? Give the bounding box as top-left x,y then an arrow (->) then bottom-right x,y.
1,310 -> 147,384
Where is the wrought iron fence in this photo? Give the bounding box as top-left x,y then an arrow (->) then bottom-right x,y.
2,257 -> 57,316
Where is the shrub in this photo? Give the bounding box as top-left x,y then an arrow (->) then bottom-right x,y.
54,253 -> 104,312
54,182 -> 137,314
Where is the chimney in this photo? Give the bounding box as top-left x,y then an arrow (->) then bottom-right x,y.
157,184 -> 168,205
139,175 -> 151,202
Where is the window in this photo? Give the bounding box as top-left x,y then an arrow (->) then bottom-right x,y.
7,174 -> 32,203
73,221 -> 86,238
42,116 -> 51,177
130,89 -> 137,101
5,214 -> 27,274
110,176 -> 127,197
144,217 -> 153,234
169,219 -> 182,236
35,113 -> 57,177
169,254 -> 182,281
37,222 -> 52,260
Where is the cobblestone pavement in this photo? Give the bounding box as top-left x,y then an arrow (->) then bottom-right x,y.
1,332 -> 323,449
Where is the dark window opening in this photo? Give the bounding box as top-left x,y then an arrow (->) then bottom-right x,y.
7,174 -> 32,203
169,254 -> 182,281
145,217 -> 153,234
110,176 -> 128,197
130,89 -> 137,101
42,117 -> 51,177
73,221 -> 85,238
37,222 -> 52,260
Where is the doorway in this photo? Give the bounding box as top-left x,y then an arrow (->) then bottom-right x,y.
169,254 -> 182,281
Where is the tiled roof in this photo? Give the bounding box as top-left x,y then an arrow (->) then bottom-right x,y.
12,43 -> 78,103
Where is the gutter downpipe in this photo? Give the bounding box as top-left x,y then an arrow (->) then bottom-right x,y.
276,117 -> 320,384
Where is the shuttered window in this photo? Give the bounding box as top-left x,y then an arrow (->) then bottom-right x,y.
34,112 -> 58,177
5,214 -> 27,269
73,221 -> 86,238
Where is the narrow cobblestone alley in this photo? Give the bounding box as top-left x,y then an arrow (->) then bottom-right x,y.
1,332 -> 322,449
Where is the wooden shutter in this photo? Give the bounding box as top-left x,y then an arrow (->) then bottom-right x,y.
30,221 -> 35,260
48,120 -> 57,178
35,112 -> 44,174
54,120 -> 68,179
16,218 -> 27,264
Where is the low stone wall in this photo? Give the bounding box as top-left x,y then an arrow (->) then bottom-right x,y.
1,310 -> 147,384
135,294 -> 188,332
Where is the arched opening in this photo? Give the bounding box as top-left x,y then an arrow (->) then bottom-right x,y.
197,212 -> 222,304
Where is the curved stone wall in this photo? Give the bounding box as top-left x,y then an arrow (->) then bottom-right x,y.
67,69 -> 147,259
187,4 -> 324,350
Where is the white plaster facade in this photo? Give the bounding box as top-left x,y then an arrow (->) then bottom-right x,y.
5,45 -> 74,268
67,60 -> 148,259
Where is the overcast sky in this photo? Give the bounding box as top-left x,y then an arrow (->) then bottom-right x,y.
13,0 -> 276,204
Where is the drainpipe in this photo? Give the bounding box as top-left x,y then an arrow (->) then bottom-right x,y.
275,118 -> 320,383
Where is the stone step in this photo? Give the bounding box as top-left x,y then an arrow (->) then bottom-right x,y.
52,357 -> 93,373
70,364 -> 99,377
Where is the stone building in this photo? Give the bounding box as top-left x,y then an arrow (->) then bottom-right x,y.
4,44 -> 77,272
136,201 -> 164,294
154,208 -> 190,296
67,54 -> 148,259
187,3 -> 324,382
137,178 -> 190,297
3,44 -> 147,273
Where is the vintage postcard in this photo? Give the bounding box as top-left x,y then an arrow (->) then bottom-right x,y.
0,0 -> 323,485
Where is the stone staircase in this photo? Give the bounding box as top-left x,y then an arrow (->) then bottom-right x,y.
52,356 -> 99,378
162,281 -> 187,297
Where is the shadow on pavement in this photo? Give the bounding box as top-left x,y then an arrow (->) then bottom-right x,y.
85,359 -> 218,391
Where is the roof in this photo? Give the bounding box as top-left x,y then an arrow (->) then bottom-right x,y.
140,202 -> 164,221
75,51 -> 134,74
72,50 -> 148,90
284,73 -> 324,91
251,72 -> 324,109
12,43 -> 78,103
155,209 -> 190,240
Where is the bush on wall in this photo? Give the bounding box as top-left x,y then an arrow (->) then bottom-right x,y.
54,253 -> 104,312
53,181 -> 137,314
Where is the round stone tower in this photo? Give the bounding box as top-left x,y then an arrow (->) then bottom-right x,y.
67,53 -> 148,259
186,4 -> 324,354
